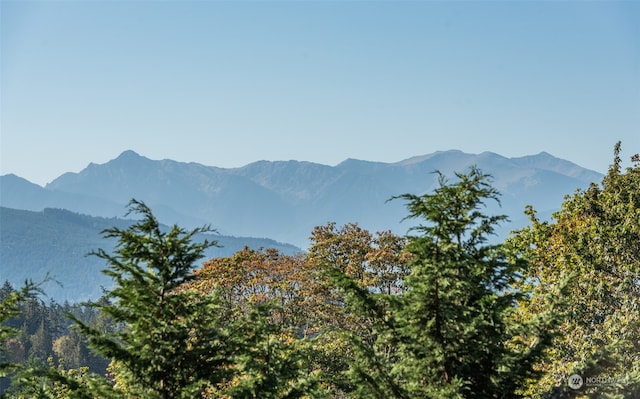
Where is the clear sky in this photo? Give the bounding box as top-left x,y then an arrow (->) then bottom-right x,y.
1,1 -> 639,186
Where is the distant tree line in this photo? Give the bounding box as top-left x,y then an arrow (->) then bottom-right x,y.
1,143 -> 638,398
0,206 -> 301,302
0,282 -> 112,394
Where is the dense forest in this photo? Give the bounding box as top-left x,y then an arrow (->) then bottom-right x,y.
0,207 -> 301,302
1,144 -> 638,398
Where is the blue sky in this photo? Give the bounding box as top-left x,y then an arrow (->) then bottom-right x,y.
1,1 -> 639,186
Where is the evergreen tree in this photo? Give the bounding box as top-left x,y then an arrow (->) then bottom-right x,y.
0,280 -> 43,397
395,167 -> 562,398
331,167 -> 560,398
59,199 -> 326,399
70,199 -> 235,399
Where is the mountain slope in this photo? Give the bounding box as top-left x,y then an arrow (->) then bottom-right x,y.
0,207 -> 300,302
2,150 -> 603,248
45,151 -> 295,236
0,173 -> 124,217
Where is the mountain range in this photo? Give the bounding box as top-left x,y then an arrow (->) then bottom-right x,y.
1,149 -> 603,301
1,149 -> 603,247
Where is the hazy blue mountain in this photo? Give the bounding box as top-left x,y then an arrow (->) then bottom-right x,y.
0,207 -> 300,302
2,149 -> 603,248
0,173 -> 124,216
44,151 -> 295,237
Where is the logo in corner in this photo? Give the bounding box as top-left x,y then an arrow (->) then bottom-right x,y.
568,374 -> 583,390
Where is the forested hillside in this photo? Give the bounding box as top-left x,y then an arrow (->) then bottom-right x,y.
1,145 -> 638,398
0,207 -> 300,302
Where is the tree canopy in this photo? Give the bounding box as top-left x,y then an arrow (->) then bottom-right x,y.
2,144 -> 639,398
510,142 -> 640,398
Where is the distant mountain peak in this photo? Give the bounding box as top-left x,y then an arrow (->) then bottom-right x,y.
513,151 -> 566,163
478,151 -> 504,158
336,158 -> 386,167
97,150 -> 155,170
111,150 -> 151,164
1,173 -> 26,181
1,173 -> 45,190
117,150 -> 142,159
395,150 -> 469,166
510,151 -> 601,181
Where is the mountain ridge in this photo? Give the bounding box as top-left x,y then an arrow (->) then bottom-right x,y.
1,149 -> 603,248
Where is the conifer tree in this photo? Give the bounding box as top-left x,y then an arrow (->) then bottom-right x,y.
71,199 -> 235,399
62,200 -> 326,399
330,167 -> 560,398
393,167 -> 561,398
1,281 -> 40,388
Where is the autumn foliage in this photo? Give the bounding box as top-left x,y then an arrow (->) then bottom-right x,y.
2,143 -> 639,398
